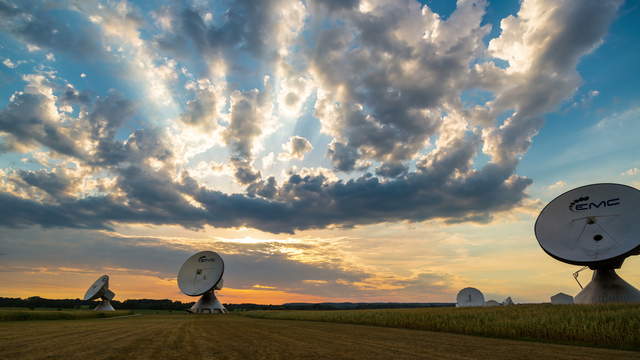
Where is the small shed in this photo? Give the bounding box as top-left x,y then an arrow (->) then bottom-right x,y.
550,292 -> 574,304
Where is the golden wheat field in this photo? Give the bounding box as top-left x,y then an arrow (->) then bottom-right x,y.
0,310 -> 638,360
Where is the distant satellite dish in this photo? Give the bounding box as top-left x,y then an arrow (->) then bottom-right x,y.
535,183 -> 640,304
456,287 -> 484,307
177,251 -> 227,314
83,275 -> 115,311
502,296 -> 514,306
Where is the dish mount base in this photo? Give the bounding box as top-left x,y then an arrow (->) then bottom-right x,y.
188,291 -> 227,314
575,268 -> 640,304
94,298 -> 115,311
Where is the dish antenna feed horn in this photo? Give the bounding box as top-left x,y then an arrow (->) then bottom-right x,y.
535,183 -> 640,304
84,275 -> 116,311
178,251 -> 227,314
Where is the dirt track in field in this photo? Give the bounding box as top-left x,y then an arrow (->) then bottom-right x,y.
0,315 -> 637,360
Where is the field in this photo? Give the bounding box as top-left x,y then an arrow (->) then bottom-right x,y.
0,309 -> 133,321
242,304 -> 640,351
1,313 -> 639,360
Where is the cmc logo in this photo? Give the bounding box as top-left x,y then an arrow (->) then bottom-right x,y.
569,196 -> 620,212
198,256 -> 216,263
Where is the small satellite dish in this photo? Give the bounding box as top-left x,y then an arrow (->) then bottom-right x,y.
456,287 -> 484,307
535,183 -> 640,304
177,251 -> 227,314
502,296 -> 514,306
83,275 -> 116,311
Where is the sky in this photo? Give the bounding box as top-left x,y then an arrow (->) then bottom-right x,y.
0,0 -> 639,305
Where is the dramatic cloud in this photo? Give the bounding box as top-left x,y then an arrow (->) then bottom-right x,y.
0,0 -> 622,234
278,136 -> 313,161
0,0 -> 104,57
0,227 -> 455,299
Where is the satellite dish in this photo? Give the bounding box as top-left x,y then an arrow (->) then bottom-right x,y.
502,296 -> 514,306
456,287 -> 484,307
535,183 -> 640,304
83,275 -> 116,311
177,251 -> 227,314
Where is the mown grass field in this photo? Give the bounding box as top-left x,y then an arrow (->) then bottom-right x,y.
242,304 -> 640,351
0,314 -> 638,360
0,309 -> 133,321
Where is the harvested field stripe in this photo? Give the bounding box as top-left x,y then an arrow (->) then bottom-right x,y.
0,315 -> 637,360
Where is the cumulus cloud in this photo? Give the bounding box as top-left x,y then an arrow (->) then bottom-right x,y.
278,136 -> 313,161
2,58 -> 17,68
0,0 -> 623,234
622,168 -> 639,177
223,84 -> 273,185
180,79 -> 221,131
547,181 -> 567,191
0,91 -> 85,159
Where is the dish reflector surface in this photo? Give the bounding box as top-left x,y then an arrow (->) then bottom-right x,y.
178,251 -> 224,296
456,287 -> 484,307
535,183 -> 640,265
84,275 -> 109,301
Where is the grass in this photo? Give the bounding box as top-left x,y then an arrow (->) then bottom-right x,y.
0,309 -> 133,321
0,314 -> 636,360
241,304 -> 640,351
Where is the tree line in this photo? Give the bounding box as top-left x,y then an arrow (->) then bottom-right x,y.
0,297 -> 453,311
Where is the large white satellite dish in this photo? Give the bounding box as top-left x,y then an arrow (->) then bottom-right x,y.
456,287 -> 484,307
535,183 -> 640,304
83,275 -> 116,311
177,251 -> 227,314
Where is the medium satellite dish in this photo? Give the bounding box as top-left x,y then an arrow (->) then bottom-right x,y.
456,287 -> 484,307
177,251 -> 227,314
83,275 -> 116,311
535,183 -> 640,304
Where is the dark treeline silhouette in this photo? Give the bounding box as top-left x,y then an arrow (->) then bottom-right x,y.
0,297 -> 454,311
276,302 -> 454,310
0,297 -> 193,311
